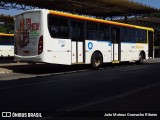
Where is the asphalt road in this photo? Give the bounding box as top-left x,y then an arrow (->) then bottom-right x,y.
0,63 -> 160,120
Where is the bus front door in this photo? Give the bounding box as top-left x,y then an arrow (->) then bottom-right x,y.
71,21 -> 85,64
111,27 -> 120,62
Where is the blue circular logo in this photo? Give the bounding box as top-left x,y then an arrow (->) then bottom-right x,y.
88,42 -> 93,50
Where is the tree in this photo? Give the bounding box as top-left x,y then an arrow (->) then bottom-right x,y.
0,22 -> 14,33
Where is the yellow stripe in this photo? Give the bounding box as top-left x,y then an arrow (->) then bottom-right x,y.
134,26 -> 154,31
0,33 -> 14,37
49,10 -> 153,31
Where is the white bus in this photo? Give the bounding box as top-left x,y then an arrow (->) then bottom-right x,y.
0,33 -> 14,57
14,9 -> 154,69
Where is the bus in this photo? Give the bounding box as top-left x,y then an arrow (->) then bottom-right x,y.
0,33 -> 14,57
14,9 -> 154,69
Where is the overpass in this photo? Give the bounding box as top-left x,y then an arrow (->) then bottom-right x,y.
0,0 -> 159,18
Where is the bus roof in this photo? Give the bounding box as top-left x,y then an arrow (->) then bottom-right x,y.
49,10 -> 154,32
0,33 -> 14,37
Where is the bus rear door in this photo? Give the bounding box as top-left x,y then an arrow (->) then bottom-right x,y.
71,21 -> 85,64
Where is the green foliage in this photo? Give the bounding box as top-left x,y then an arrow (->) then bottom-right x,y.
151,13 -> 160,18
0,25 -> 5,33
0,23 -> 14,33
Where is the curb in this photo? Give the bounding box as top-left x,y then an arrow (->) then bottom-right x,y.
145,58 -> 160,63
0,68 -> 13,74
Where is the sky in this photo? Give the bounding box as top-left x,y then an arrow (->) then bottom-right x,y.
131,0 -> 160,9
0,0 -> 160,16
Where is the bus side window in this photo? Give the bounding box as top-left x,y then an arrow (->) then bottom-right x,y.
121,28 -> 125,42
58,18 -> 69,38
48,15 -> 69,39
50,26 -> 58,37
105,27 -> 110,40
0,36 -> 14,45
87,22 -> 98,40
135,30 -> 147,43
71,25 -> 76,41
142,31 -> 147,43
99,24 -> 110,41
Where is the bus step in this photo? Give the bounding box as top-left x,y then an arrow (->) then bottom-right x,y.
72,62 -> 84,65
112,60 -> 120,64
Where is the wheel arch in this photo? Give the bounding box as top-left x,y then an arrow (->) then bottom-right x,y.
140,50 -> 146,59
91,50 -> 103,63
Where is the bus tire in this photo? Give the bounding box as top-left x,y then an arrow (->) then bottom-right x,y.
137,52 -> 145,64
91,52 -> 103,69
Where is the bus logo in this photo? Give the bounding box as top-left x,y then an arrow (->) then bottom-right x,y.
88,42 -> 93,50
58,40 -> 65,47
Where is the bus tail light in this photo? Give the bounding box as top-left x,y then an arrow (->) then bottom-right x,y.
38,35 -> 43,55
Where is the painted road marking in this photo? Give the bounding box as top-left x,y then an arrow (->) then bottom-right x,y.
58,81 -> 160,112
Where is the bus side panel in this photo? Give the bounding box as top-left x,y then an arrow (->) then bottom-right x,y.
121,43 -> 128,61
40,10 -> 53,63
52,39 -> 71,65
85,40 -> 112,64
0,46 -> 14,57
121,43 -> 148,61
121,43 -> 135,61
41,10 -> 72,65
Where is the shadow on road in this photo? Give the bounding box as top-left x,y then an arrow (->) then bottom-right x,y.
0,61 -> 138,75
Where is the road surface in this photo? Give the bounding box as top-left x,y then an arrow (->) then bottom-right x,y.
0,63 -> 160,120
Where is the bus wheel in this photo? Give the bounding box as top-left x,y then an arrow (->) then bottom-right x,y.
137,52 -> 145,64
91,52 -> 103,69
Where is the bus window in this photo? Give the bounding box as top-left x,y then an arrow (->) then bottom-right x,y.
71,21 -> 84,42
48,15 -> 69,39
71,23 -> 76,41
99,24 -> 110,41
121,28 -> 126,42
87,22 -> 98,40
0,36 -> 14,45
111,28 -> 120,43
135,30 -> 147,43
